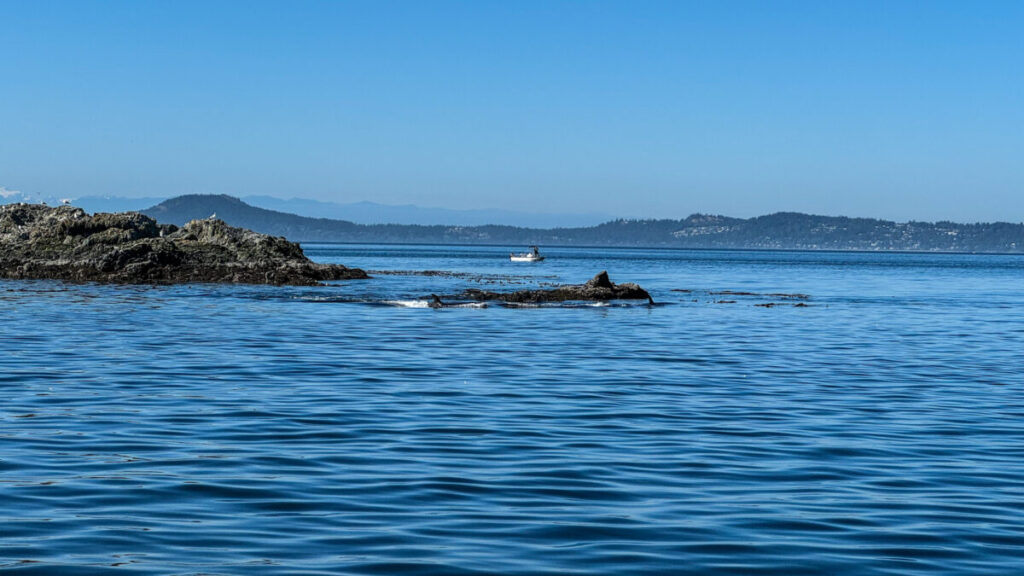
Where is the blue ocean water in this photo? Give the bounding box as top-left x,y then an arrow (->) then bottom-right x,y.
2,245 -> 1024,575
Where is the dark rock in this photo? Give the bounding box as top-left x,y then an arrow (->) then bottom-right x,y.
768,293 -> 810,300
0,204 -> 367,286
585,270 -> 614,290
457,271 -> 652,303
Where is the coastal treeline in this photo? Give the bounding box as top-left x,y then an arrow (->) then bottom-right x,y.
142,195 -> 1024,252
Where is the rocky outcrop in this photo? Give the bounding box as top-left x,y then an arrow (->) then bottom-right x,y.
0,203 -> 367,285
458,271 -> 652,303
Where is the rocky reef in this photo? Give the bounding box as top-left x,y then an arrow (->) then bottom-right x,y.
0,203 -> 367,285
457,271 -> 653,304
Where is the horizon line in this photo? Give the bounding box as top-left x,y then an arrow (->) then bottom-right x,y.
4,189 -> 1023,227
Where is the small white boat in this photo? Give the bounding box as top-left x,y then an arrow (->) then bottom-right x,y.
510,246 -> 544,262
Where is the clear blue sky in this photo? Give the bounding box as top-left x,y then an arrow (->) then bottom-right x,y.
1,0 -> 1021,222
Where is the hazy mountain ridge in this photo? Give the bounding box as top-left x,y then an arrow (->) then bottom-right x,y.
242,195 -> 612,227
139,195 -> 1024,252
0,190 -> 167,214
0,190 -> 610,228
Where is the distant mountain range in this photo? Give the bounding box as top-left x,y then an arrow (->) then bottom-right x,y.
0,189 -> 167,214
137,194 -> 1024,252
0,189 -> 610,228
241,195 -> 612,227
5,189 -> 1022,251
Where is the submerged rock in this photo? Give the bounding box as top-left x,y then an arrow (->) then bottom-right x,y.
0,204 -> 367,286
458,271 -> 653,303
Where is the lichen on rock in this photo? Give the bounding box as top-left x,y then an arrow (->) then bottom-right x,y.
0,203 -> 367,286
457,271 -> 653,303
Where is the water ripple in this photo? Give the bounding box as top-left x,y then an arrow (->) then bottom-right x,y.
2,246 -> 1024,574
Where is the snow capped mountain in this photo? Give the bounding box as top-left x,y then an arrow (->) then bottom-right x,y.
0,187 -> 45,203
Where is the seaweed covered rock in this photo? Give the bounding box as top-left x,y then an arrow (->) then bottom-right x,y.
0,203 -> 367,285
459,271 -> 652,303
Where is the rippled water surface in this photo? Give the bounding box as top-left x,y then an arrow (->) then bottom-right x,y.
3,245 -> 1024,575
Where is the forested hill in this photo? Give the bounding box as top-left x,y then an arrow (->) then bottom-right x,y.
140,194 -> 1024,252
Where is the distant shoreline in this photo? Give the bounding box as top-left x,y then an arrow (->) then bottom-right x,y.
296,240 -> 1024,257
137,195 -> 1024,254
6,193 -> 1023,253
